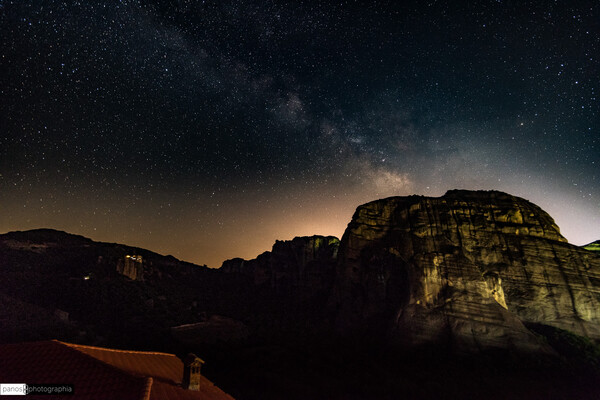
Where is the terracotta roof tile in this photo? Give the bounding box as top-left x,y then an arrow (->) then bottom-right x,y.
151,379 -> 234,400
63,342 -> 183,385
0,341 -> 148,399
0,341 -> 234,400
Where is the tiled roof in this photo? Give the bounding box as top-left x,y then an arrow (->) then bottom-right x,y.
0,341 -> 234,400
150,378 -> 234,400
0,340 -> 149,399
63,342 -> 184,385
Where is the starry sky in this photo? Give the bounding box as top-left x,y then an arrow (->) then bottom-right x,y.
1,1 -> 598,267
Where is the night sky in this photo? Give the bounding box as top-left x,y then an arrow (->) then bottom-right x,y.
1,1 -> 598,267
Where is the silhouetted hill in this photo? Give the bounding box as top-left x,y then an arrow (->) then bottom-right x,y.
0,228 -> 262,350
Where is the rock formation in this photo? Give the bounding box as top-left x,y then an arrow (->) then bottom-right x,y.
331,190 -> 600,353
221,236 -> 339,297
116,254 -> 144,280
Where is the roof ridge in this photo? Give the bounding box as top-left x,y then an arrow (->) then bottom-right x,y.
142,377 -> 153,400
55,340 -> 178,357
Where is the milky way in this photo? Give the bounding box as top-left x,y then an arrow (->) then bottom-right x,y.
1,1 -> 598,266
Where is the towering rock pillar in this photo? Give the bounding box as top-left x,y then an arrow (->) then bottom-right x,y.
331,190 -> 600,353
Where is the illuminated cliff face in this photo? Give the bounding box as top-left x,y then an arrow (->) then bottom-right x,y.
331,190 -> 600,353
116,255 -> 144,281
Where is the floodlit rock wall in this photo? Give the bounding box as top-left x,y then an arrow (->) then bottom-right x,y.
331,190 -> 600,352
116,255 -> 144,281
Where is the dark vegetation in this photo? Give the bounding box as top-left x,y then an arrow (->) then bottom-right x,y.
584,240 -> 600,252
527,322 -> 600,370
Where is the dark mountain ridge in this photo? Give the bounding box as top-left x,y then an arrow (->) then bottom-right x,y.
0,228 -> 255,350
221,235 -> 339,298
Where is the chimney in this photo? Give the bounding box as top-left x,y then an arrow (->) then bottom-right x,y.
182,353 -> 205,391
